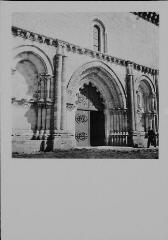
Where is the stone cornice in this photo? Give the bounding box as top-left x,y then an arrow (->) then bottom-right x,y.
12,26 -> 158,75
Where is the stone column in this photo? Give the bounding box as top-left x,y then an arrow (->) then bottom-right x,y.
60,55 -> 67,130
53,45 -> 76,150
54,51 -> 62,131
154,71 -> 159,113
42,105 -> 46,139
151,95 -> 155,111
104,108 -> 110,145
40,76 -> 45,102
154,71 -> 159,132
37,104 -> 43,139
126,61 -> 137,146
46,76 -> 51,101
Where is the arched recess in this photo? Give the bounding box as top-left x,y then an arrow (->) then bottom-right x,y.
135,75 -> 156,95
12,45 -> 53,74
135,75 -> 157,132
12,45 -> 53,139
67,60 -> 127,146
67,60 -> 126,109
12,45 -> 53,100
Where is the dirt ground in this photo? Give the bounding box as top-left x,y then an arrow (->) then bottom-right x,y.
13,146 -> 159,159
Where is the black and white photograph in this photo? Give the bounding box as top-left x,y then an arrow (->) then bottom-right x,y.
11,11 -> 159,158
1,2 -> 168,240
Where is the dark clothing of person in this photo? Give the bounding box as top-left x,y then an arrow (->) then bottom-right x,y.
147,129 -> 156,148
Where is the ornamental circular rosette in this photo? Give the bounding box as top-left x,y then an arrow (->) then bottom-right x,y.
75,132 -> 88,142
75,113 -> 88,124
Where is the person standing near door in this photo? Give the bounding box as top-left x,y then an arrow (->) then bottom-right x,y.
147,127 -> 156,148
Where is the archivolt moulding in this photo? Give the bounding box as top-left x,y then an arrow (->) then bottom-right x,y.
12,45 -> 53,75
67,60 -> 126,109
135,75 -> 156,95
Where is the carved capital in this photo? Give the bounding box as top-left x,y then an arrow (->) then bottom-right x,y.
56,41 -> 66,55
126,61 -> 133,75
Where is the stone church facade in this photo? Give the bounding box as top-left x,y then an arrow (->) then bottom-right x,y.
11,12 -> 159,153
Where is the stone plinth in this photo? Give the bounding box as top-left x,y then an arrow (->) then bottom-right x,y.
131,131 -> 148,148
12,139 -> 43,154
53,131 -> 76,150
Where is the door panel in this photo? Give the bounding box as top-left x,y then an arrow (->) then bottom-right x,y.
75,110 -> 90,147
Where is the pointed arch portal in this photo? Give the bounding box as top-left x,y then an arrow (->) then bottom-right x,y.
67,61 -> 127,147
75,82 -> 106,146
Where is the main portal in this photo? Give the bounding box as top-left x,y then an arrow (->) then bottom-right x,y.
75,83 -> 105,147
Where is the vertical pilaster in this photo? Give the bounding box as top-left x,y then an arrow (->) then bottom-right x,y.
32,104 -> 39,139
46,76 -> 51,101
151,94 -> 155,111
42,106 -> 46,139
38,105 -> 44,139
126,61 -> 137,146
155,71 -> 159,113
154,71 -> 159,132
60,55 -> 67,130
54,53 -> 62,131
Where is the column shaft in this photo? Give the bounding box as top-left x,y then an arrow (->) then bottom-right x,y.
155,72 -> 159,132
60,55 -> 67,130
126,62 -> 136,146
37,105 -> 42,132
38,105 -> 44,139
46,77 -> 51,100
41,78 -> 44,100
155,72 -> 159,113
127,75 -> 135,131
54,54 -> 62,131
42,106 -> 46,137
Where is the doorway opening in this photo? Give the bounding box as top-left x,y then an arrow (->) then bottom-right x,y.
75,83 -> 105,147
90,111 -> 105,146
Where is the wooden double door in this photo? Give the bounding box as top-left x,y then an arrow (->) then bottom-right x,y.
75,109 -> 105,147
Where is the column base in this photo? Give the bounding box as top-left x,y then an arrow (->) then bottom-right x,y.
129,131 -> 148,148
12,130 -> 53,153
12,131 -> 76,154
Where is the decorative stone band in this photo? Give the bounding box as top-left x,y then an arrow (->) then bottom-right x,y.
12,98 -> 35,108
12,26 -> 158,75
11,97 -> 53,107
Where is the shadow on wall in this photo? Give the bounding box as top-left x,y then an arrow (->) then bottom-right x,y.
24,105 -> 36,132
14,60 -> 38,99
40,135 -> 53,152
24,106 -> 54,152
